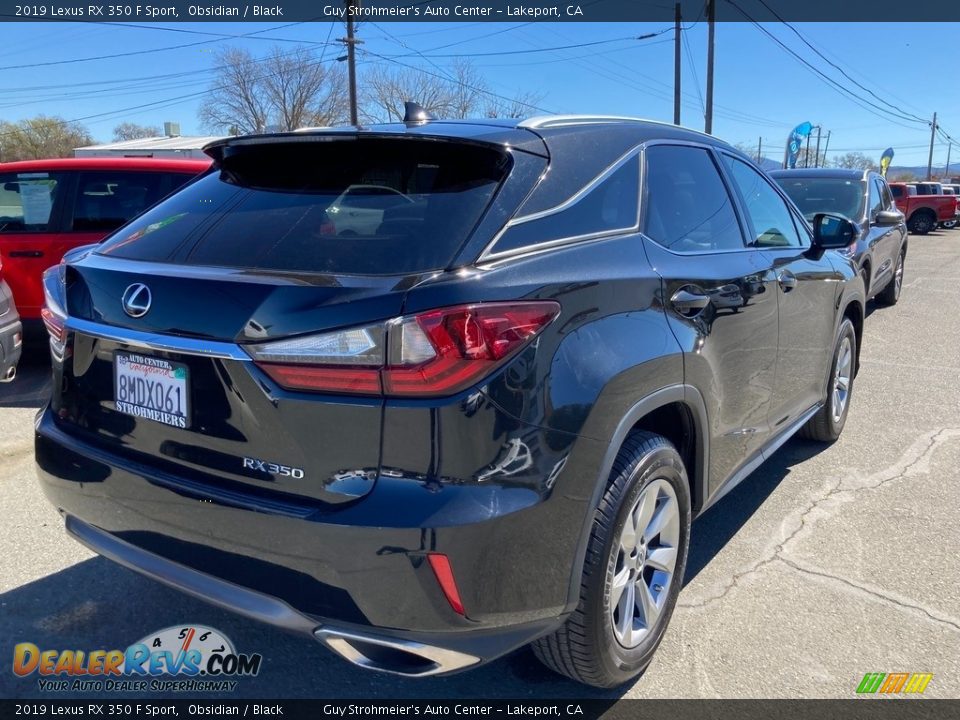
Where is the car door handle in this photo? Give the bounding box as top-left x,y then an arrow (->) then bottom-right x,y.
8,250 -> 44,258
778,271 -> 797,292
670,288 -> 710,316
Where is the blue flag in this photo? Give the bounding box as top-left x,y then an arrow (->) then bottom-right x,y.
784,122 -> 814,169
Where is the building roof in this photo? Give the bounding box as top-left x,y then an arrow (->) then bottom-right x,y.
74,135 -> 226,153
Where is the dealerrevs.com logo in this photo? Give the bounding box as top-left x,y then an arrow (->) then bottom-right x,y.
13,625 -> 262,693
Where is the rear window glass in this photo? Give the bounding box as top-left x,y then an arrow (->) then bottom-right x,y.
0,172 -> 62,233
71,170 -> 194,233
775,177 -> 864,220
490,157 -> 639,256
97,140 -> 511,275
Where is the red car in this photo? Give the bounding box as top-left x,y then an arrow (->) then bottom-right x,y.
0,157 -> 209,335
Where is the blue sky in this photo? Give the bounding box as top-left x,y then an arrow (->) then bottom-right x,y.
1,21 -> 957,167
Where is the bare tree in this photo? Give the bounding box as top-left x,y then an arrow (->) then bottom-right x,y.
198,46 -> 349,134
830,151 -> 879,172
112,122 -> 162,141
0,116 -> 94,161
362,58 -> 543,123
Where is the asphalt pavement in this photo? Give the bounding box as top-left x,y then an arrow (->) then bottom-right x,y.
1,231 -> 958,700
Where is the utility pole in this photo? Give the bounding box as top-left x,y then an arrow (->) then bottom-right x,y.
673,2 -> 682,126
342,1 -> 362,126
945,142 -> 952,179
821,130 -> 831,167
704,0 -> 715,134
804,133 -> 812,168
814,126 -> 822,168
757,136 -> 762,164
927,112 -> 937,180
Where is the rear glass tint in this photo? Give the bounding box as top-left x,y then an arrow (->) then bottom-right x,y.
71,170 -> 195,233
0,172 -> 62,233
97,139 -> 511,275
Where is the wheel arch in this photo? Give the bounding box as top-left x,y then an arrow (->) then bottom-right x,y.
564,385 -> 709,613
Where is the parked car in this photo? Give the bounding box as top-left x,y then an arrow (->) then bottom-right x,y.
326,184 -> 416,235
771,168 -> 908,304
909,182 -> 960,229
887,181 -> 956,234
0,157 -> 209,340
0,267 -> 21,382
36,114 -> 866,688
938,186 -> 958,228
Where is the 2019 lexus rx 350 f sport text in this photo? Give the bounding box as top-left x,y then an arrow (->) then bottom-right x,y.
36,115 -> 865,688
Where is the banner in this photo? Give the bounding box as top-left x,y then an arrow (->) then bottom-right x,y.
880,147 -> 895,177
783,122 -> 814,169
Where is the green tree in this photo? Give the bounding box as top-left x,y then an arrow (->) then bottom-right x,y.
0,115 -> 94,161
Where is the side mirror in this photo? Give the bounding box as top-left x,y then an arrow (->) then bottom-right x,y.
875,209 -> 904,226
812,213 -> 859,250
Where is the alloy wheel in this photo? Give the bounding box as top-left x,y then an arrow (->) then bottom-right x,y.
832,336 -> 853,423
610,478 -> 680,648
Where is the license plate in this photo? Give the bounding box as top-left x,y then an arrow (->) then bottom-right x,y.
114,352 -> 190,429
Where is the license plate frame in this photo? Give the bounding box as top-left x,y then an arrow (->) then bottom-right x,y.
113,351 -> 190,429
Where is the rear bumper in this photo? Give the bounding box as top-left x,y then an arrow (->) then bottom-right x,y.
0,320 -> 21,382
35,407 -> 578,675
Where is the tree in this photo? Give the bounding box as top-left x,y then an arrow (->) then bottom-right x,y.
831,152 -> 878,172
112,122 -> 162,141
362,58 -> 543,123
0,115 -> 93,161
198,46 -> 349,134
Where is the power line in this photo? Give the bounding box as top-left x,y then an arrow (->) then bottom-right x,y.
727,0 -> 928,130
0,21 -> 308,72
361,48 -> 558,114
752,0 -> 929,125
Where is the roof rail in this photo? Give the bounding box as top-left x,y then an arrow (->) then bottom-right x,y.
518,115 -> 714,139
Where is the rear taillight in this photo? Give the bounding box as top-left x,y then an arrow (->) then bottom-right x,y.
246,301 -> 560,398
42,264 -> 68,359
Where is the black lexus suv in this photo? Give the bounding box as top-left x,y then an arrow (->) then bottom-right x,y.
36,114 -> 865,688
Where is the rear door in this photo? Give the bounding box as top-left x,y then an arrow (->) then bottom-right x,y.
640,143 -> 781,494
719,153 -> 839,427
0,170 -> 69,318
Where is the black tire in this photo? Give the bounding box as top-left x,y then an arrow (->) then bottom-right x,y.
800,317 -> 857,442
876,249 -> 905,306
532,431 -> 691,688
908,211 -> 935,235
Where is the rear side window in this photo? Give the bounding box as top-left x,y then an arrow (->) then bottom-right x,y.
890,185 -> 904,198
0,172 -> 63,233
97,140 -> 510,275
642,145 -> 744,252
490,157 -> 639,256
71,170 -> 194,233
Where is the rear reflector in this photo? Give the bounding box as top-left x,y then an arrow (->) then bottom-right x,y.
41,307 -> 65,344
247,301 -> 560,398
427,553 -> 465,616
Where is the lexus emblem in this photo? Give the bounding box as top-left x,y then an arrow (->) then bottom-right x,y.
122,283 -> 152,318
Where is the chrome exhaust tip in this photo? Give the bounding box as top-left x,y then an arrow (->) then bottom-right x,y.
314,627 -> 479,677
1,366 -> 15,383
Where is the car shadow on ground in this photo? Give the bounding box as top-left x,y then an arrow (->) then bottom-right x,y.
3,441 -> 822,702
684,437 -> 824,586
0,351 -> 51,409
0,552 -> 621,700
